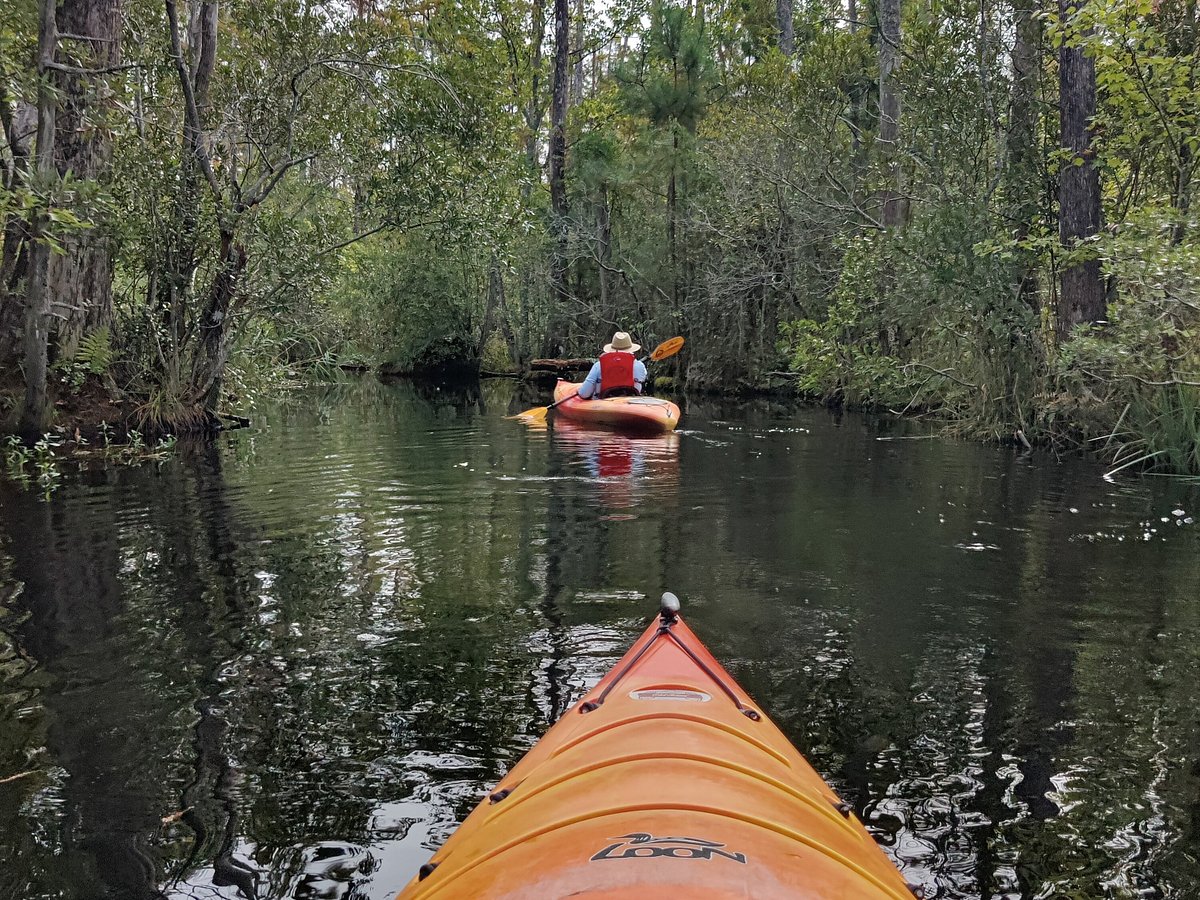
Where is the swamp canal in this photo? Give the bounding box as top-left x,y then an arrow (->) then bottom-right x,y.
1,378 -> 1198,899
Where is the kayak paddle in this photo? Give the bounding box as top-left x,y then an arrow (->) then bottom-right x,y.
509,336 -> 685,424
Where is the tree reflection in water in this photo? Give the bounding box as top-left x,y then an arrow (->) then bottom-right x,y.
0,379 -> 1198,899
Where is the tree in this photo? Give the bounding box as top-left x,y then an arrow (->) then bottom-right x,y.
46,0 -> 123,361
1005,0 -> 1043,311
571,112 -> 620,318
1056,0 -> 1105,340
572,0 -> 586,103
878,0 -> 902,227
778,0 -> 795,57
617,1 -> 715,305
545,0 -> 571,354
18,0 -> 59,437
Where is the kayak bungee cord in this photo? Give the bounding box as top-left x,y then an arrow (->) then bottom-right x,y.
580,593 -> 760,720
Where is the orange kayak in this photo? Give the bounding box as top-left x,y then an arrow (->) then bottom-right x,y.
553,380 -> 681,432
397,596 -> 917,900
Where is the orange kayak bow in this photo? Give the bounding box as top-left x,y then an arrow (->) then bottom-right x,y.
398,594 -> 918,899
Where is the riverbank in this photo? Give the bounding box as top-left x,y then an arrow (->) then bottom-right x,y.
775,301 -> 1200,480
5,341 -> 1198,493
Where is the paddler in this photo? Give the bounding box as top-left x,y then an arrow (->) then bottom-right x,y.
577,331 -> 648,399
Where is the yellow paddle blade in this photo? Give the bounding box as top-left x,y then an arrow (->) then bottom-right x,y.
507,405 -> 550,423
650,336 -> 685,361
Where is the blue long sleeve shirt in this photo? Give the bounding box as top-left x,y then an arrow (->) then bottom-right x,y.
577,359 -> 648,399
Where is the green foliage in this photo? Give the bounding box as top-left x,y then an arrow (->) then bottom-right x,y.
54,328 -> 116,391
4,0 -> 1200,475
1051,208 -> 1200,472
617,2 -> 717,134
480,334 -> 517,374
75,328 -> 115,375
1118,386 -> 1200,477
328,232 -> 480,371
571,104 -> 622,193
782,296 -> 913,408
3,433 -> 62,497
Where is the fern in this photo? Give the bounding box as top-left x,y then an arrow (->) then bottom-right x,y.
76,327 -> 114,376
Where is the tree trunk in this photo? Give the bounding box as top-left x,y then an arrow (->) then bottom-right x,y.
19,0 -> 59,439
878,0 -> 903,227
596,183 -> 611,316
777,0 -> 795,56
545,0 -> 571,355
46,0 -> 123,362
161,0 -> 219,375
190,228 -> 245,414
572,0 -> 585,104
1005,0 -> 1041,311
843,0 -> 865,203
480,254 -> 501,355
1056,0 -> 1104,340
483,254 -> 519,361
516,0 -> 546,364
1168,1 -> 1197,244
668,129 -> 678,306
0,101 -> 35,371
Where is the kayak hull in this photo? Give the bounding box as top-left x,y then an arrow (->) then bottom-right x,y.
552,380 -> 680,432
398,610 -> 915,900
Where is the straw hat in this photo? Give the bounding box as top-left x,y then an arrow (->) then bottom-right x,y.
603,331 -> 641,354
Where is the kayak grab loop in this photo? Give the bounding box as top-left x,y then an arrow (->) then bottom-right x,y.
418,862 -> 439,881
832,800 -> 853,817
907,883 -> 927,898
489,788 -> 512,804
580,598 -> 684,713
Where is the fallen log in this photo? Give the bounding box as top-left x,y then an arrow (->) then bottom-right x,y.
529,357 -> 593,373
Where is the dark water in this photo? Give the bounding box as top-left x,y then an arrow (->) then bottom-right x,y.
2,378 -> 1199,900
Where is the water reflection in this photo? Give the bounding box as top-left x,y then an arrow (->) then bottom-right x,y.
0,378 -> 1198,899
549,420 -> 679,512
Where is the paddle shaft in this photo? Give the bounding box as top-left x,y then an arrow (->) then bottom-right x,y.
545,389 -> 579,412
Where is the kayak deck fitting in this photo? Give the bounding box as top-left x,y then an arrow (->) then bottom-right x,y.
552,380 -> 681,432
397,594 -> 919,899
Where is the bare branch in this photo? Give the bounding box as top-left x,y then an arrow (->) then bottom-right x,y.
236,152 -> 317,212
45,61 -> 144,76
163,0 -> 222,200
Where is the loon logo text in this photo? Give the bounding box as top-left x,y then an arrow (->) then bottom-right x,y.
590,833 -> 748,864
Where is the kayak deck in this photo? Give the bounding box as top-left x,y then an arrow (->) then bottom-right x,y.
398,599 -> 916,899
553,380 -> 680,432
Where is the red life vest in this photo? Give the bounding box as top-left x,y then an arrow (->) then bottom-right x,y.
598,351 -> 637,398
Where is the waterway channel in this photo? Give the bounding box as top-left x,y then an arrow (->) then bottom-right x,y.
1,377 -> 1197,899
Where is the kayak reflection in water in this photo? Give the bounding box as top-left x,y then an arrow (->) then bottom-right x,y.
595,443 -> 638,478
552,422 -> 679,512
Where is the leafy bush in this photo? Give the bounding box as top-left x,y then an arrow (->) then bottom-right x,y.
328,232 -> 480,372
480,334 -> 516,373
55,327 -> 116,390
782,295 -> 914,408
1053,209 -> 1200,473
